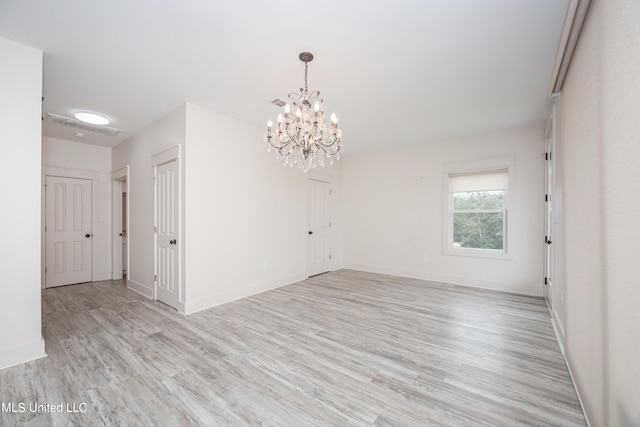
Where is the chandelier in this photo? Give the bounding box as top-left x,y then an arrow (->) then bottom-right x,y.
265,52 -> 343,172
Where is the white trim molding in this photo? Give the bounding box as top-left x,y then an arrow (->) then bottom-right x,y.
343,264 -> 542,297
127,279 -> 154,300
111,165 -> 130,282
0,338 -> 46,370
182,272 -> 307,315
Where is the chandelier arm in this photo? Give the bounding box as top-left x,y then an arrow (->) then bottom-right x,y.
314,138 -> 342,148
267,140 -> 282,149
267,135 -> 294,150
314,141 -> 339,155
275,140 -> 293,151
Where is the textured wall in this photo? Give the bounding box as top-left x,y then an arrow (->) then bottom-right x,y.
555,0 -> 640,425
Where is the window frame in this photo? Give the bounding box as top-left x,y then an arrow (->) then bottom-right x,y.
443,157 -> 515,260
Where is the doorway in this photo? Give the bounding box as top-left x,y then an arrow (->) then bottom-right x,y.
112,166 -> 129,282
306,178 -> 332,277
44,175 -> 93,287
122,191 -> 127,277
151,145 -> 182,311
154,159 -> 180,309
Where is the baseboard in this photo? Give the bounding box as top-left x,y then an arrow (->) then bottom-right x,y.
93,272 -> 112,282
343,263 -> 542,296
0,338 -> 46,370
545,302 -> 590,426
559,345 -> 592,426
183,272 -> 307,315
127,279 -> 153,299
549,307 -> 566,355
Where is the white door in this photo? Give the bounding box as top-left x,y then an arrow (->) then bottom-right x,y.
544,126 -> 555,308
155,160 -> 179,309
307,179 -> 331,277
45,176 -> 92,287
122,192 -> 127,276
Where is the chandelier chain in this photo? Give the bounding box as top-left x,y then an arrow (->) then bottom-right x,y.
304,62 -> 308,92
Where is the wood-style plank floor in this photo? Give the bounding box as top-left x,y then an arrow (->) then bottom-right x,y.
1,270 -> 585,426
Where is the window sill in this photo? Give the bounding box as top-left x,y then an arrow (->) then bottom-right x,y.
444,247 -> 513,260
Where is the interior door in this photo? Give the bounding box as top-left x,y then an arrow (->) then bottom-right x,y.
155,160 -> 179,309
307,179 -> 331,277
122,191 -> 127,276
45,176 -> 92,287
544,125 -> 555,308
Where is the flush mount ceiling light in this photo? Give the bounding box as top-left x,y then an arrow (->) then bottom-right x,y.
47,113 -> 122,136
74,111 -> 110,126
265,52 -> 343,172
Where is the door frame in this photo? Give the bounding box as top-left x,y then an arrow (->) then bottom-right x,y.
151,145 -> 183,312
111,166 -> 129,282
42,166 -> 99,289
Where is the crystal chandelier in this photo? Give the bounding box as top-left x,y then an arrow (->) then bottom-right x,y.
265,52 -> 343,172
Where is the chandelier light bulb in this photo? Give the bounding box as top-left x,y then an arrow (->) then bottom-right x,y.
267,120 -> 272,128
314,101 -> 320,112
284,104 -> 290,113
331,113 -> 337,124
278,114 -> 283,123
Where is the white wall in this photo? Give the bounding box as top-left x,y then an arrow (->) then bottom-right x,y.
342,125 -> 544,296
42,137 -> 113,282
183,103 -> 343,313
554,0 -> 640,425
112,105 -> 187,299
0,36 -> 46,369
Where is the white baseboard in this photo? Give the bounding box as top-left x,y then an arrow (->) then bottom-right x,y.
127,279 -> 153,299
559,342 -> 591,426
343,263 -> 542,296
546,302 -> 589,426
183,272 -> 307,315
93,272 -> 112,282
550,308 -> 566,355
0,338 -> 46,370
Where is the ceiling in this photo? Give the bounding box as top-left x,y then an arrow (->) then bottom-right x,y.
0,0 -> 570,154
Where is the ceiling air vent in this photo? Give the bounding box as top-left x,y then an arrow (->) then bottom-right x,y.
47,113 -> 122,136
270,98 -> 287,107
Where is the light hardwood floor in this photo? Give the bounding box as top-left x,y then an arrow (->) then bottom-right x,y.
1,270 -> 585,426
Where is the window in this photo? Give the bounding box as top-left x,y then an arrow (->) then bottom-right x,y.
448,169 -> 508,255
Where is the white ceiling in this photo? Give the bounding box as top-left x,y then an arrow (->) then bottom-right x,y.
0,0 -> 570,154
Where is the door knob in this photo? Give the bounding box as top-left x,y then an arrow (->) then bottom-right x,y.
119,233 -> 123,237
547,240 -> 552,244
308,231 -> 313,235
169,239 -> 177,245
85,234 -> 91,238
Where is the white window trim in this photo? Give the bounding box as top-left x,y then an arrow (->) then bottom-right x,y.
443,156 -> 515,260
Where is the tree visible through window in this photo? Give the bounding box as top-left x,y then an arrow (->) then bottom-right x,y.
449,169 -> 508,252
